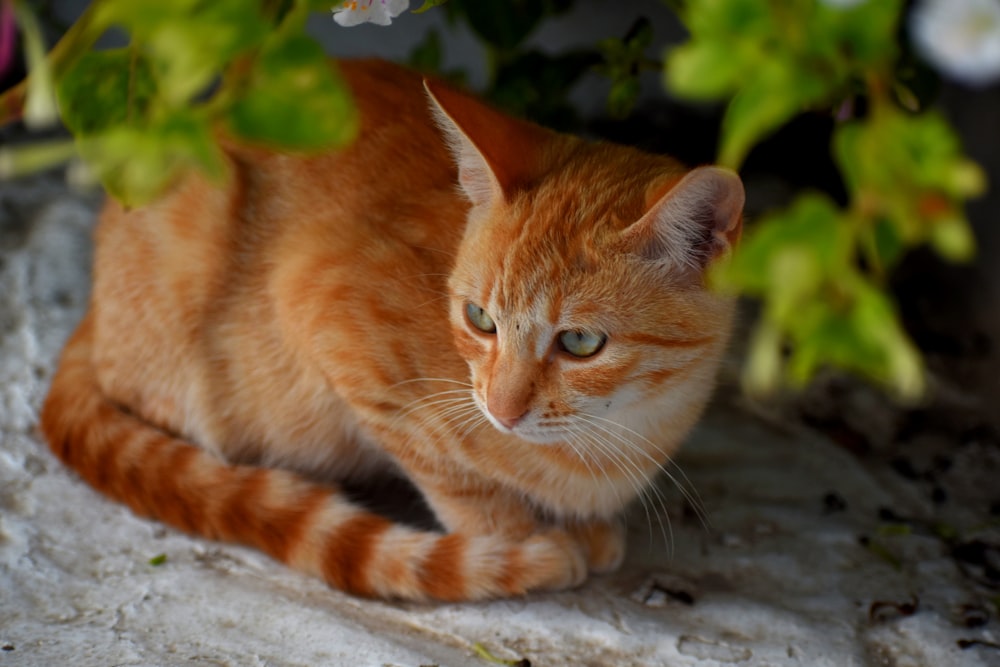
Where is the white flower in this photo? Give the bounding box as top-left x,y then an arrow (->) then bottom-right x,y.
332,0 -> 409,27
910,0 -> 1000,87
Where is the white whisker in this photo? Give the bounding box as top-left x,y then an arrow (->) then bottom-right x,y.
579,412 -> 710,532
571,414 -> 673,553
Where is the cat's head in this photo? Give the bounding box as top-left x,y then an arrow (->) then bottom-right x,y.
425,79 -> 744,447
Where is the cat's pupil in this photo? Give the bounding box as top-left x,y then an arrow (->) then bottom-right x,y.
558,330 -> 606,358
465,303 -> 497,334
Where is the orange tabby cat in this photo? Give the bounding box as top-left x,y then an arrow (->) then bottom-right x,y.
40,59 -> 744,601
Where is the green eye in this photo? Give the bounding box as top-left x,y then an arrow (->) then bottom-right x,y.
465,303 -> 497,334
558,330 -> 606,358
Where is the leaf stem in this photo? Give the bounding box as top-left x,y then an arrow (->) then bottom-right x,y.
0,0 -> 108,127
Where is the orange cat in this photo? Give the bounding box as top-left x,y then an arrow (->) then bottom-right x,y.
40,59 -> 743,601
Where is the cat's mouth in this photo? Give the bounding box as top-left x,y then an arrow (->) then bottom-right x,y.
470,389 -> 574,444
480,408 -> 568,445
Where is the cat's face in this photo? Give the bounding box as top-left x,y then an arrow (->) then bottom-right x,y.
425,77 -> 743,447
448,185 -> 735,445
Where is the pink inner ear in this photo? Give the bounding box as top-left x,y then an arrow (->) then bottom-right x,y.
624,166 -> 745,270
424,78 -> 554,197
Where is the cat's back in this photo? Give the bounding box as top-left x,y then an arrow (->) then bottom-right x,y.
89,59 -> 465,444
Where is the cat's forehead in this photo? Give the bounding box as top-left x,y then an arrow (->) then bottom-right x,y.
483,247 -> 625,329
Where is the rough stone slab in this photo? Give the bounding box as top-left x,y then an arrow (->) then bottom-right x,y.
1,177 -> 997,666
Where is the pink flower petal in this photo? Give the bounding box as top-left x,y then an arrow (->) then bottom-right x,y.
0,0 -> 17,77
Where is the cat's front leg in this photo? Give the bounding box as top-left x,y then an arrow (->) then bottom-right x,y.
416,477 -> 624,584
565,517 -> 627,574
421,481 -> 627,575
417,475 -> 548,539
409,476 -> 587,591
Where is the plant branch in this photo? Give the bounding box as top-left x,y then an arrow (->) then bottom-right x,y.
0,0 -> 107,127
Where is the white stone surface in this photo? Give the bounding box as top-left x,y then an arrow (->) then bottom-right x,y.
1,177 -> 997,666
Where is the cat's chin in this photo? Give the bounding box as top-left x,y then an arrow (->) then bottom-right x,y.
487,420 -> 568,445
510,429 -> 567,445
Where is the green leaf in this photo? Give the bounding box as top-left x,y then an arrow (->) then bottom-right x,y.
413,0 -> 449,13
80,109 -> 225,207
823,0 -> 902,67
226,34 -> 357,150
665,42 -> 742,101
607,77 -> 641,119
742,320 -> 782,396
930,217 -> 975,262
102,0 -> 270,104
682,0 -> 771,41
868,218 -> 905,269
454,0 -> 548,50
835,109 -> 984,263
716,193 -> 848,295
489,49 -> 599,129
719,58 -> 828,168
298,0 -> 341,10
851,281 -> 924,399
408,28 -> 444,73
57,49 -> 157,136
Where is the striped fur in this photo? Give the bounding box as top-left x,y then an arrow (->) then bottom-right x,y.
40,59 -> 743,600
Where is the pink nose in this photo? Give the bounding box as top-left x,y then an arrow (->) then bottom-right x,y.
490,408 -> 529,430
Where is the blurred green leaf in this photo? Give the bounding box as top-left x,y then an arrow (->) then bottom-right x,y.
835,109 -> 983,261
715,193 -> 849,294
868,218 -> 905,269
719,58 -> 827,168
665,41 -> 741,100
413,0 -> 449,13
454,0 -> 547,50
489,49 -> 599,129
825,0 -> 902,67
79,109 -> 225,207
607,77 -> 642,119
930,217 -> 975,262
596,18 -> 654,118
669,0 -> 906,168
743,320 -> 783,396
57,48 -> 157,135
408,27 -> 443,72
227,33 -> 357,149
102,0 -> 270,104
716,190 -> 924,399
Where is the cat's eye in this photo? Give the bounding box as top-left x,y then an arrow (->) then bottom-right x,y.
558,330 -> 606,358
465,303 -> 497,334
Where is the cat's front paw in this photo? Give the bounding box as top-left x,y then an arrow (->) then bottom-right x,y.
568,518 -> 627,574
518,529 -> 588,592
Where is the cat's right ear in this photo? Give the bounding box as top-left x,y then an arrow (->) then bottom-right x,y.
621,166 -> 744,273
424,78 -> 552,207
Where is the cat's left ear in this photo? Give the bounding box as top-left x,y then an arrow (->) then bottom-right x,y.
424,78 -> 553,207
622,166 -> 744,272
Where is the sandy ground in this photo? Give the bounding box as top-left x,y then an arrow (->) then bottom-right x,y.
1,176 -> 998,666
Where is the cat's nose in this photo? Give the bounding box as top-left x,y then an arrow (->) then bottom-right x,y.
491,408 -> 529,430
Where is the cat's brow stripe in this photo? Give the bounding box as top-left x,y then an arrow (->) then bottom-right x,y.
634,366 -> 679,387
619,332 -> 717,349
